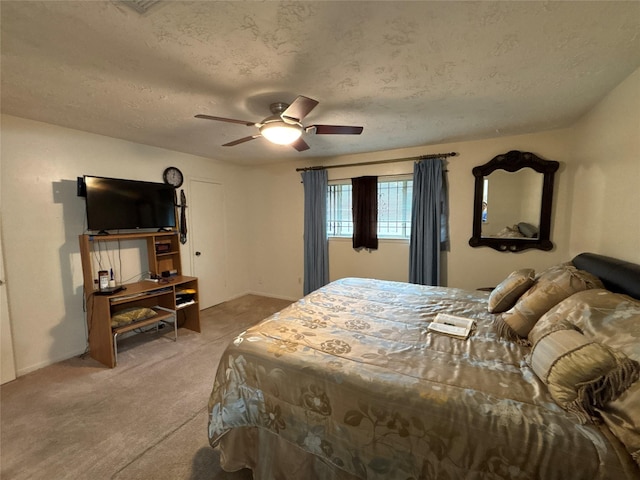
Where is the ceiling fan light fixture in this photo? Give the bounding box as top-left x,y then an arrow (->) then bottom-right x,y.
195,95 -> 363,150
260,121 -> 303,145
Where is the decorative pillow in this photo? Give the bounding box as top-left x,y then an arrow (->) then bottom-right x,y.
517,222 -> 538,238
598,382 -> 640,468
488,268 -> 535,313
529,289 -> 640,353
111,307 -> 157,327
493,225 -> 525,238
529,329 -> 639,424
530,289 -> 640,466
494,264 -> 603,341
535,261 -> 573,279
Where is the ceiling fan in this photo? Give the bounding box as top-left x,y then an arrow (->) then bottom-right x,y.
195,95 -> 363,151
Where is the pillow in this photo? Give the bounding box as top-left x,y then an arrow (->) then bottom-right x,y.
529,289 -> 640,353
493,225 -> 525,238
529,329 -> 639,423
517,222 -> 538,238
535,261 -> 573,279
530,290 -> 640,466
111,307 -> 157,327
494,264 -> 603,341
599,382 -> 640,468
488,268 -> 535,313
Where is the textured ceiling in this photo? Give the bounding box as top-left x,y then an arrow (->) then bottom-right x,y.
1,1 -> 639,166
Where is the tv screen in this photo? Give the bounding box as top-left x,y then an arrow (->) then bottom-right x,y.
83,176 -> 176,232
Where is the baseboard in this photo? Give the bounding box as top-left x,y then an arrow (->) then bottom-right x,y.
227,289 -> 298,303
16,346 -> 88,378
14,291 -> 298,378
251,291 -> 299,302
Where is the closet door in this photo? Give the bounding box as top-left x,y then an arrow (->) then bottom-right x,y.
189,180 -> 227,309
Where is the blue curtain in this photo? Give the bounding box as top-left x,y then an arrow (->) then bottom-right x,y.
301,169 -> 329,295
409,159 -> 448,286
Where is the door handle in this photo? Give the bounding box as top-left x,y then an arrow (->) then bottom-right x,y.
195,251 -> 202,256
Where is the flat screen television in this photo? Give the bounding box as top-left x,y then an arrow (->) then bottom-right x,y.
82,175 -> 176,232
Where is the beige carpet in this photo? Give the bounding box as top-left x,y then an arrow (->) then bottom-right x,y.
0,294 -> 292,480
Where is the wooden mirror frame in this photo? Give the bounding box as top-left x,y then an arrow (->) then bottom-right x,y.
469,150 -> 559,252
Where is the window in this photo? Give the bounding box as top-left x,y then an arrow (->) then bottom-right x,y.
327,183 -> 353,237
327,177 -> 413,239
482,178 -> 489,223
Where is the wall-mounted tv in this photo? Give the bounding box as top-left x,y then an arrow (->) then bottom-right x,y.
81,175 -> 176,232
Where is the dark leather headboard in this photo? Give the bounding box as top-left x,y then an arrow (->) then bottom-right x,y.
572,253 -> 640,300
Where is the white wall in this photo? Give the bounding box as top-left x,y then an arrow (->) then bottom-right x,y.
2,66 -> 638,376
247,67 -> 640,299
244,161 -> 305,300
243,154 -> 431,299
0,115 -> 251,375
442,131 -> 575,290
568,67 -> 640,262
248,129 -> 574,297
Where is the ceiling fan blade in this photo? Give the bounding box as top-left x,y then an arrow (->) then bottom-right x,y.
195,114 -> 256,127
308,125 -> 364,135
291,137 -> 310,152
223,135 -> 261,147
281,96 -> 319,122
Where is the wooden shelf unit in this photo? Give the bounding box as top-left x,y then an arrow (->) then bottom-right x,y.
79,232 -> 200,368
148,233 -> 182,277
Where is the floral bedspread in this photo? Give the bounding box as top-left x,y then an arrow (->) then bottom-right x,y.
208,278 -> 636,479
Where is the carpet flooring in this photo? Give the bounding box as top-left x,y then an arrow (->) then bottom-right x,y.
0,294 -> 292,480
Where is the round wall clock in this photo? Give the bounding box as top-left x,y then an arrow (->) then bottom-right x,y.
163,166 -> 183,188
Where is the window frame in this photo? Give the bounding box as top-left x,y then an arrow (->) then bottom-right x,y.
327,175 -> 413,241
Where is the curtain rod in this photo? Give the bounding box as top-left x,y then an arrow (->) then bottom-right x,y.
295,152 -> 457,172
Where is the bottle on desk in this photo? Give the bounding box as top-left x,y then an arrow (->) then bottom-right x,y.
98,270 -> 109,291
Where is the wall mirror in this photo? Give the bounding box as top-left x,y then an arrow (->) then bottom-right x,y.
469,150 -> 559,252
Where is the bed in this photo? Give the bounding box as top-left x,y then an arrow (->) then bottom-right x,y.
207,253 -> 640,479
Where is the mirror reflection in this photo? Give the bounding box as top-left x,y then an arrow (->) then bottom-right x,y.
469,150 -> 559,252
481,169 -> 543,239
